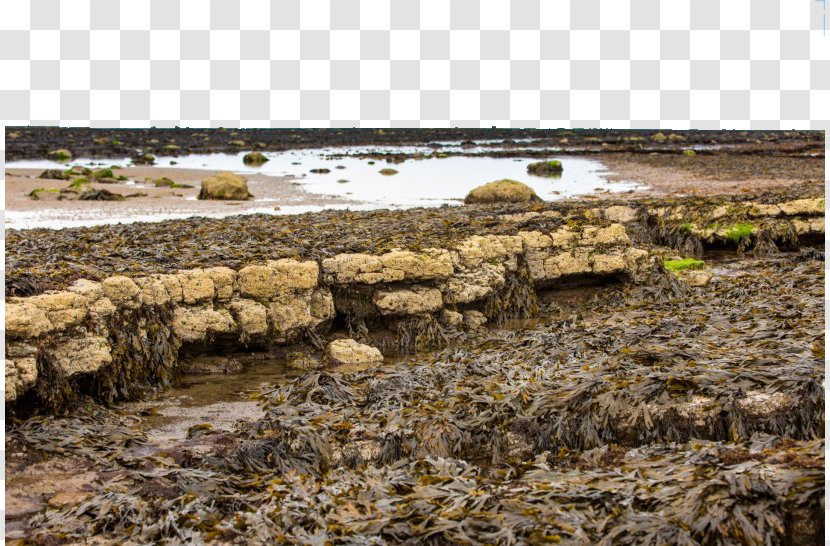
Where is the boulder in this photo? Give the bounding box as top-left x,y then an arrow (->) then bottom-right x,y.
464,179 -> 541,204
6,301 -> 53,338
323,339 -> 383,366
39,169 -> 70,180
47,149 -> 72,161
229,299 -> 269,338
462,310 -> 488,329
173,307 -> 236,343
527,160 -> 563,176
102,276 -> 140,305
198,171 -> 253,200
29,188 -> 61,201
242,152 -> 269,165
46,335 -> 112,376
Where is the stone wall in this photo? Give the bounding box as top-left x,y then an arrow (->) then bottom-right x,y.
5,223 -> 650,405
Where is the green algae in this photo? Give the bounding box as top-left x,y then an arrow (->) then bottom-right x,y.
664,258 -> 706,271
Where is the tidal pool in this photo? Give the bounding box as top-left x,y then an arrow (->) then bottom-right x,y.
8,146 -> 645,216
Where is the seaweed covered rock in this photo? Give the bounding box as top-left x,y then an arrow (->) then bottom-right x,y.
28,188 -> 61,201
47,149 -> 72,161
464,179 -> 541,204
197,172 -> 253,201
527,159 -> 563,176
323,339 -> 383,367
242,152 -> 269,165
39,169 -> 70,180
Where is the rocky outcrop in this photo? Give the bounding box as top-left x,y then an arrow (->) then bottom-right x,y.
198,171 -> 253,200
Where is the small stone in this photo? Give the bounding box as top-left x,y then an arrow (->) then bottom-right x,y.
323,339 -> 383,367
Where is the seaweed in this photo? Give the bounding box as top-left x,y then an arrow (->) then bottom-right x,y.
483,264 -> 540,324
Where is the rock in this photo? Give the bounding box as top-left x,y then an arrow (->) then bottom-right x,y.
527,160 -> 563,176
778,198 -> 824,216
373,286 -> 444,316
30,291 -> 88,331
6,356 -> 38,402
6,300 -> 53,338
323,339 -> 383,366
604,205 -> 637,223
668,133 -> 686,142
173,307 -> 236,343
153,177 -> 192,188
591,253 -> 627,275
102,276 -> 140,305
545,251 -> 592,277
379,168 -> 398,175
242,152 -> 269,165
442,263 -> 506,304
455,235 -> 523,268
47,149 -> 72,161
29,188 -> 61,201
204,267 -> 236,301
379,250 -> 454,281
518,231 -> 553,250
198,171 -> 253,200
67,279 -> 104,304
47,335 -> 112,376
133,153 -> 156,165
268,289 -> 335,340
310,168 -> 331,174
47,492 -> 92,509
549,227 -> 580,249
681,270 -> 713,287
464,179 -> 541,204
322,254 -> 385,284
650,132 -> 667,143
462,310 -> 487,329
238,265 -> 277,299
39,169 -> 70,180
79,189 -> 125,201
134,277 -> 171,306
229,299 -> 269,338
286,351 -> 319,371
178,270 -> 215,305
581,224 -> 630,246
439,309 -> 464,328
268,259 -> 320,291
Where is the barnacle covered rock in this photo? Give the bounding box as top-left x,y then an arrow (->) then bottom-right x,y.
46,335 -> 112,376
229,298 -> 269,338
373,286 -> 444,316
172,306 -> 236,343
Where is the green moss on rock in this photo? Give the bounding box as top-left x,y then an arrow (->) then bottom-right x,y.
242,152 -> 269,165
664,258 -> 706,272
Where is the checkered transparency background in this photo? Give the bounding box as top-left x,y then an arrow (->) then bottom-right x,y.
0,0 -> 829,539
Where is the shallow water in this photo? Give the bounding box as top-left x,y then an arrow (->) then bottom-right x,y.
8,146 -> 645,211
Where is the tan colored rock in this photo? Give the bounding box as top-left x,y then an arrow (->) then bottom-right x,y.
591,253 -> 627,275
747,203 -> 782,217
47,335 -> 112,376
238,265 -> 277,299
791,219 -> 812,235
30,291 -> 88,331
198,171 -> 252,200
546,251 -> 592,276
681,269 -> 713,287
67,279 -> 103,304
102,276 -> 140,304
89,297 -> 117,318
178,270 -> 215,305
159,274 -> 184,304
321,254 -> 383,284
268,288 -> 335,339
229,299 -> 269,338
268,259 -> 319,290
581,224 -> 630,245
6,300 -> 53,338
604,205 -> 637,223
455,235 -> 522,268
6,356 -> 38,402
204,267 -> 236,301
778,198 -> 824,216
47,492 -> 92,509
549,227 -> 579,249
173,307 -> 236,343
374,286 -> 443,316
323,339 -> 383,366
624,248 -> 652,274
810,217 -> 824,232
463,310 -> 488,329
379,249 -> 454,280
134,276 -> 170,306
525,249 -> 551,281
442,263 -> 506,304
501,211 -> 541,223
439,309 -> 464,328
518,230 -> 553,250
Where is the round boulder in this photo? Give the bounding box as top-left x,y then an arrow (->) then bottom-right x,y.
243,152 -> 269,165
464,179 -> 541,204
198,171 -> 253,200
323,339 -> 383,367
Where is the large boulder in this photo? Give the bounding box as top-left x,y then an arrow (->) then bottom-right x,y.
323,339 -> 383,367
198,171 -> 253,200
242,152 -> 269,165
464,179 -> 541,204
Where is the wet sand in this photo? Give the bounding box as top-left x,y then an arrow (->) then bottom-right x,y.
4,166 -> 359,229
